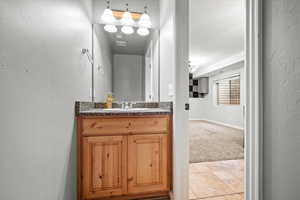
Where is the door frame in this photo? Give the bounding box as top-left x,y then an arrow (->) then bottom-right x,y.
244,0 -> 263,199
172,0 -> 263,200
145,41 -> 154,102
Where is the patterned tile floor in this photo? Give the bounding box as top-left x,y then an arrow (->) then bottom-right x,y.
189,160 -> 244,200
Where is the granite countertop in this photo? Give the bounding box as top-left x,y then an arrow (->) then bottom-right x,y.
75,101 -> 173,116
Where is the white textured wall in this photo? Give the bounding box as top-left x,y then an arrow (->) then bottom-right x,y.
0,0 -> 111,199
189,62 -> 245,128
263,0 -> 300,199
112,54 -> 144,101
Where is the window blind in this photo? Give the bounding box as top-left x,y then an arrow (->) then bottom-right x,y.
216,75 -> 240,105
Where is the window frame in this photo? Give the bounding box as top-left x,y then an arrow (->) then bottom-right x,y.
214,73 -> 241,106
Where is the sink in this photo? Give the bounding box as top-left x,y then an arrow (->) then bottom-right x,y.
102,108 -> 124,111
85,108 -> 157,113
103,108 -> 153,111
81,107 -> 168,113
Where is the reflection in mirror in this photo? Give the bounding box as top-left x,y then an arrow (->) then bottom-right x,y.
93,0 -> 160,102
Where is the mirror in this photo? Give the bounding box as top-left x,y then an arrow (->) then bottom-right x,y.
93,0 -> 160,102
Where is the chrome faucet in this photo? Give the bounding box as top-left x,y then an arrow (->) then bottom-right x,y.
121,102 -> 136,109
121,102 -> 130,109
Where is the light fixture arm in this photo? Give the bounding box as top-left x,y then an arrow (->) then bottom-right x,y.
81,48 -> 94,65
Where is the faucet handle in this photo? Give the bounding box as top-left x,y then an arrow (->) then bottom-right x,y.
130,102 -> 137,108
120,101 -> 126,109
122,101 -> 130,109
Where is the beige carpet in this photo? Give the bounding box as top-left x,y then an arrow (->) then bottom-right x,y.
189,120 -> 244,163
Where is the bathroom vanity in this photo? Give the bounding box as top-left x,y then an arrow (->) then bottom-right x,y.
76,102 -> 172,200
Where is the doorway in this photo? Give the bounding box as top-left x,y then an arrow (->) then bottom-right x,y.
171,0 -> 262,199
145,41 -> 154,101
188,0 -> 245,199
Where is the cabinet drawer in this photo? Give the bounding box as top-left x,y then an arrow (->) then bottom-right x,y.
81,116 -> 170,136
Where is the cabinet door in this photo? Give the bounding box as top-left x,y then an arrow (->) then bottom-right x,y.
128,134 -> 169,194
82,136 -> 127,199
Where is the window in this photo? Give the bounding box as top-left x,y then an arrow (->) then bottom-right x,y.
216,75 -> 240,105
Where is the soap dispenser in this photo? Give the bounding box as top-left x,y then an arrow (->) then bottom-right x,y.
105,93 -> 114,109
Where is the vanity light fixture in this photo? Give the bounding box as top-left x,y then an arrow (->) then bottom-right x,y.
101,2 -> 152,36
121,26 -> 134,35
137,6 -> 151,36
137,27 -> 149,36
101,0 -> 116,24
120,3 -> 134,35
121,4 -> 134,26
104,24 -> 117,33
138,6 -> 152,28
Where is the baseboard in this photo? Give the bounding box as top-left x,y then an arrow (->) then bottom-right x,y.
189,118 -> 244,131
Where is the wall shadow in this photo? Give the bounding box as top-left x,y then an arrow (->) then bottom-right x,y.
61,119 -> 77,200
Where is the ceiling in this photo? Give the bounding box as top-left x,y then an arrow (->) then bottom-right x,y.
189,0 -> 244,69
93,0 -> 160,55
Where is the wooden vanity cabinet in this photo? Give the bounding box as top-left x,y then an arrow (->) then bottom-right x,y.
77,115 -> 172,200
82,136 -> 127,199
127,134 -> 169,194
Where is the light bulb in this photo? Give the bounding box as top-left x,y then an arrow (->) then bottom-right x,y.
121,11 -> 134,26
138,13 -> 152,28
104,24 -> 117,33
101,8 -> 116,24
121,26 -> 134,34
137,27 -> 149,36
